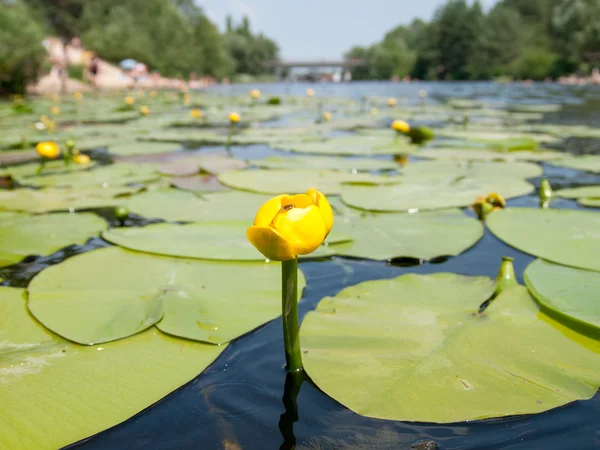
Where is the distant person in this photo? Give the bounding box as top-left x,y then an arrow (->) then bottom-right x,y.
87,53 -> 100,89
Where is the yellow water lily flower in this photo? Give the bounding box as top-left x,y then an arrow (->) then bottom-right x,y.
387,97 -> 397,107
150,91 -> 158,98
73,154 -> 91,165
250,89 -> 261,99
392,119 -> 410,134
419,89 -> 427,98
229,112 -> 241,124
124,96 -> 135,105
322,112 -> 332,122
190,108 -> 203,119
371,107 -> 379,115
473,192 -> 506,220
73,92 -> 82,101
36,141 -> 60,159
306,88 -> 315,97
50,106 -> 60,115
139,105 -> 149,116
247,188 -> 334,261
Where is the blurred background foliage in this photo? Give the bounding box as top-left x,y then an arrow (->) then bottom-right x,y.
0,0 -> 599,94
346,0 -> 600,81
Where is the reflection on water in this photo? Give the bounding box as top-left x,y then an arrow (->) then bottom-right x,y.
5,82 -> 597,450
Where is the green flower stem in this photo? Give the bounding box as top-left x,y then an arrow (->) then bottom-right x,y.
36,159 -> 46,175
225,124 -> 234,156
282,257 -> 302,372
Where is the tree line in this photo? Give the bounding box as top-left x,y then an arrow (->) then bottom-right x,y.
0,0 -> 279,94
346,0 -> 600,81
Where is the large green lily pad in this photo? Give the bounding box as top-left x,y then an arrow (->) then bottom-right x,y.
0,213 -> 107,267
18,163 -> 160,188
0,186 -> 141,213
524,259 -> 600,337
580,198 -> 600,208
102,222 -> 344,261
555,186 -> 600,199
249,155 -> 398,172
0,287 -> 225,450
341,176 -> 533,212
301,275 -> 600,423
487,208 -> 600,272
276,135 -> 418,156
550,156 -> 600,174
331,208 -> 483,260
28,246 -> 305,345
107,141 -> 181,156
416,148 -> 563,162
400,160 -> 542,179
218,169 -> 397,195
125,189 -> 271,222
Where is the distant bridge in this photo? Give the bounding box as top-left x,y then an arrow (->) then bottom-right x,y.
264,59 -> 366,70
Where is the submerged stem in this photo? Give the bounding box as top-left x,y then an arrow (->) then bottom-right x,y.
225,124 -> 234,156
281,258 -> 302,372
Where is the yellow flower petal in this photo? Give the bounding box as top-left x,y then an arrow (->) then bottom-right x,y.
253,195 -> 287,227
36,141 -> 60,159
246,226 -> 297,261
307,188 -> 334,237
272,205 -> 326,255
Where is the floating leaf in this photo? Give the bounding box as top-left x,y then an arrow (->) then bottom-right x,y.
555,185 -> 600,199
341,176 -> 533,212
0,287 -> 225,449
0,213 -> 107,267
28,246 -> 305,345
107,141 -> 181,156
579,198 -> 600,208
400,160 -> 542,179
249,155 -> 398,172
218,169 -> 397,195
125,189 -> 271,222
276,135 -> 417,156
416,147 -> 563,162
102,222 -> 344,261
169,175 -> 230,192
487,208 -> 600,272
524,259 -> 600,337
550,156 -> 600,174
0,186 -> 142,213
332,208 -> 483,260
301,275 -> 600,423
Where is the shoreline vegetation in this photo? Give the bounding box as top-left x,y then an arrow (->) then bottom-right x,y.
1,0 -> 599,95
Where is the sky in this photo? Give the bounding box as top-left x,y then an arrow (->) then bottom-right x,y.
195,0 -> 499,60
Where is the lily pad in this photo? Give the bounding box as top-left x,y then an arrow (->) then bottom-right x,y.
341,176 -> 533,212
0,287 -> 225,450
550,156 -> 600,174
169,175 -> 230,192
301,275 -> 600,423
102,222 -> 344,261
400,160 -> 542,179
16,163 -> 160,189
0,186 -> 141,213
579,198 -> 600,208
524,259 -> 600,337
276,135 -> 418,156
125,189 -> 272,222
249,155 -> 398,172
28,246 -> 305,345
415,148 -> 563,162
332,209 -> 483,260
107,141 -> 181,156
487,208 -> 600,272
556,186 -> 600,199
218,169 -> 397,195
0,213 -> 107,267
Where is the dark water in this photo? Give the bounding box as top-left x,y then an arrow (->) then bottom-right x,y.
3,82 -> 600,450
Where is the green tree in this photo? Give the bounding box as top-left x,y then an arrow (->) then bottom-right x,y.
0,0 -> 46,94
225,16 -> 279,76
